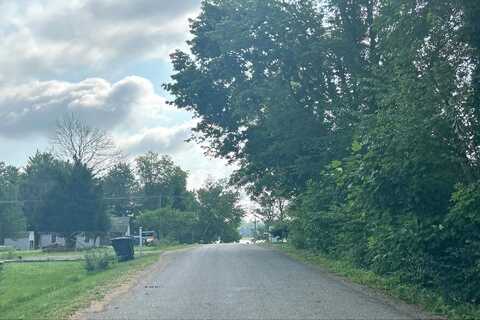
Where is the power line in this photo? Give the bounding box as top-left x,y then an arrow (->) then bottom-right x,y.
0,192 -> 192,205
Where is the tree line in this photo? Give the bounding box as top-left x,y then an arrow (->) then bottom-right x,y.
0,115 -> 244,247
166,0 -> 480,304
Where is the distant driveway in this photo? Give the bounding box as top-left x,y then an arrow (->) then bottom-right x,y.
82,244 -> 434,319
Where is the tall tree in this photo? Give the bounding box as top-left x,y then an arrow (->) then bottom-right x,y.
41,161 -> 109,247
51,114 -> 122,175
0,163 -> 25,242
165,0 -> 347,196
20,151 -> 66,231
165,0 -> 480,305
196,179 -> 244,243
102,162 -> 138,216
135,152 -> 189,210
136,208 -> 197,244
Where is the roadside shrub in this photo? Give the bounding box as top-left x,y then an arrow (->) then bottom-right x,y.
435,182 -> 480,303
84,249 -> 115,272
270,222 -> 289,241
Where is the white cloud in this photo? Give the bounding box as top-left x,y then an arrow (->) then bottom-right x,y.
0,76 -> 174,137
0,0 -> 238,191
172,144 -> 236,190
0,74 -> 235,190
115,124 -> 236,190
0,0 -> 201,83
116,121 -> 195,155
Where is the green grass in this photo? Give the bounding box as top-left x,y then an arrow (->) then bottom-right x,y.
0,249 -> 85,260
267,243 -> 480,320
0,249 -> 169,319
136,243 -> 195,253
0,243 -> 195,261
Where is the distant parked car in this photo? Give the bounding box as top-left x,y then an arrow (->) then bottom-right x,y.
133,231 -> 157,246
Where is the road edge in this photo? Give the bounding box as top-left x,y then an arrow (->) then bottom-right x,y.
70,245 -> 197,320
258,243 -> 445,320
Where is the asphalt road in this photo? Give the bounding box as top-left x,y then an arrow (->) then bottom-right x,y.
83,244 -> 434,320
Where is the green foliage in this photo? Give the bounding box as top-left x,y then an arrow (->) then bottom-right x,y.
42,161 -> 109,248
196,179 -> 244,243
102,162 -> 139,216
84,248 -> 116,272
136,179 -> 244,244
136,208 -> 197,244
20,152 -> 65,231
165,0 -> 344,196
221,226 -> 241,243
19,154 -> 109,247
166,0 -> 480,312
0,163 -> 25,241
135,152 -> 192,211
270,222 -> 289,240
436,182 -> 480,303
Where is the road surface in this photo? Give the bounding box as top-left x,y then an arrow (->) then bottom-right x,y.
82,244 -> 434,319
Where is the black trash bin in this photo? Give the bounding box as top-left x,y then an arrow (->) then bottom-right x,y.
111,237 -> 135,261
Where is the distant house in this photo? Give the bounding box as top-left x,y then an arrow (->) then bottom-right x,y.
38,232 -> 102,249
75,233 -> 101,249
4,231 -> 35,250
38,232 -> 66,248
3,216 -> 131,251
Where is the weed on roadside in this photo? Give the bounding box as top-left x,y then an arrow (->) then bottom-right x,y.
84,249 -> 116,272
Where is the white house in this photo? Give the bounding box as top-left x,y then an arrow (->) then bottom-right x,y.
3,216 -> 131,250
4,231 -> 35,250
75,233 -> 101,249
38,232 -> 66,248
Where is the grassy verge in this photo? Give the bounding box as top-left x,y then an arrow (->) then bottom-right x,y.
0,245 -> 188,320
266,243 -> 480,320
0,249 -> 81,260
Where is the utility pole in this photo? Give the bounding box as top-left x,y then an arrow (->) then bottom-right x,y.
254,215 -> 257,243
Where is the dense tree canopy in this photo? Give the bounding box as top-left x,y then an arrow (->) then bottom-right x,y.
36,161 -> 109,247
20,152 -> 67,231
1,147 -> 244,247
166,0 -> 480,304
135,152 -> 191,211
196,179 -> 244,243
136,179 -> 244,244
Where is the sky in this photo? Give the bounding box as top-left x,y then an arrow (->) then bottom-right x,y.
0,0 -> 235,190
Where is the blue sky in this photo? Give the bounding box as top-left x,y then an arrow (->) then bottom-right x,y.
0,0 -> 235,190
